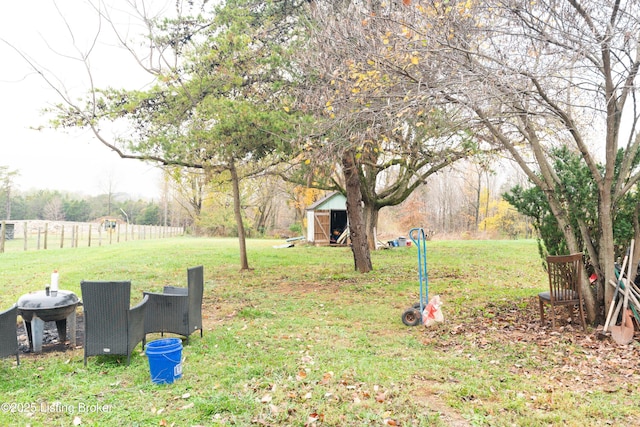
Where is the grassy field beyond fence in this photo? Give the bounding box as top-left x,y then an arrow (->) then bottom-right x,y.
0,220 -> 183,253
0,237 -> 638,426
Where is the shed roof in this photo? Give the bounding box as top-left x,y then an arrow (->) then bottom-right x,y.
306,191 -> 346,211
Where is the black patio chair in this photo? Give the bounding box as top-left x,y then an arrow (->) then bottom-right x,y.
81,281 -> 148,366
0,304 -> 20,365
143,266 -> 204,342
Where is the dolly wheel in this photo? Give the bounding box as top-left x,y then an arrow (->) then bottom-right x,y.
402,308 -> 422,326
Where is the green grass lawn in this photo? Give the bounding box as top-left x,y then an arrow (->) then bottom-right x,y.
0,237 -> 638,426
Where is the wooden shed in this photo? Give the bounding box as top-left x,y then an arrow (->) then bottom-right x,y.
306,192 -> 348,245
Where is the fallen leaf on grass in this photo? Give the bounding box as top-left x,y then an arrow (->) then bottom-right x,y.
307,412 -> 324,424
73,416 -> 81,425
321,372 -> 334,383
251,416 -> 270,425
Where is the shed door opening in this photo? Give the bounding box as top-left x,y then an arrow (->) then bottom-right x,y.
330,210 -> 348,235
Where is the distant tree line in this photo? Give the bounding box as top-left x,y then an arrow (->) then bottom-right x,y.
0,189 -> 163,225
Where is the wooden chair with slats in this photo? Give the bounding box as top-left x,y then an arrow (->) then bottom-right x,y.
538,253 -> 587,331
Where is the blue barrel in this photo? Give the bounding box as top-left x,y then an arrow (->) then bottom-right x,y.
145,338 -> 183,384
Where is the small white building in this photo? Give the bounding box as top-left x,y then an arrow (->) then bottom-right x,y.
306,192 -> 348,245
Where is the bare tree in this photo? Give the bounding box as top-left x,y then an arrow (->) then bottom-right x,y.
402,0 -> 640,322
97,169 -> 119,216
165,167 -> 205,232
43,197 -> 65,221
0,166 -> 19,220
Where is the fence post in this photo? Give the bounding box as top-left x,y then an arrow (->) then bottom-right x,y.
60,225 -> 65,248
23,221 -> 28,251
0,221 -> 5,253
88,224 -> 92,247
44,223 -> 48,250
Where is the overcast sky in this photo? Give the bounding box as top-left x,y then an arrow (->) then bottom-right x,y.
0,1 -> 168,199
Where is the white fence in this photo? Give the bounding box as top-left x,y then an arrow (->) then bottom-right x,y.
0,220 -> 184,253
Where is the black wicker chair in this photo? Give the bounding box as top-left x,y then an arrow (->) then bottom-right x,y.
81,281 -> 148,366
0,304 -> 19,365
143,266 -> 204,342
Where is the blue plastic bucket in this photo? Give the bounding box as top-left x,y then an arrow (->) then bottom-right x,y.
145,338 -> 183,384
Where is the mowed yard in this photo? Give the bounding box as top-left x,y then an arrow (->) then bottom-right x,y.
0,237 -> 638,426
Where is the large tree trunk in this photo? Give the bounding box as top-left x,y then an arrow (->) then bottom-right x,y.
599,198 -> 617,324
363,202 -> 380,251
546,189 -> 598,323
229,159 -> 250,271
342,149 -> 372,273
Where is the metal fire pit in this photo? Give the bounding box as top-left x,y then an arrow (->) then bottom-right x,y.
17,290 -> 80,352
